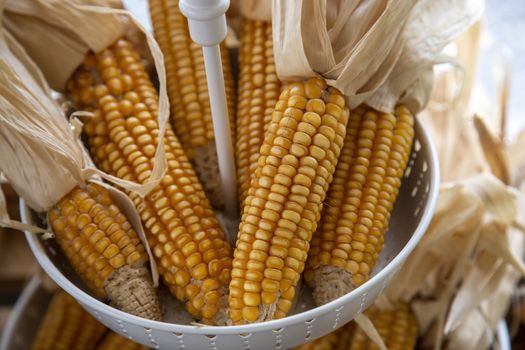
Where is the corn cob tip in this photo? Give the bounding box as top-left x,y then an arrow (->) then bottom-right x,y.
310,265 -> 354,306
193,142 -> 225,209
105,265 -> 162,320
210,291 -> 230,326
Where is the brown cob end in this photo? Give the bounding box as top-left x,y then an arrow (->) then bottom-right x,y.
48,183 -> 161,320
305,106 -> 415,305
310,265 -> 354,305
105,265 -> 162,320
193,143 -> 224,209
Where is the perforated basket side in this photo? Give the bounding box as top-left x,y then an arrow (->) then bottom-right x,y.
21,117 -> 439,350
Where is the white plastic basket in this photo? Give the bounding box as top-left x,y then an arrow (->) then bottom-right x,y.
2,254 -> 514,350
20,117 -> 439,350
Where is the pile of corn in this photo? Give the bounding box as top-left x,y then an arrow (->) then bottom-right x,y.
31,291 -> 148,350
294,303 -> 418,350
5,0 -> 414,329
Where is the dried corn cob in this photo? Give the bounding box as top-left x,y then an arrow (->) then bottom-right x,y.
235,19 -> 282,206
293,323 -> 355,350
149,0 -> 235,208
348,304 -> 418,350
31,291 -> 107,350
229,78 -> 349,323
67,39 -> 232,324
48,183 -> 161,320
97,332 -> 148,350
305,105 -> 414,305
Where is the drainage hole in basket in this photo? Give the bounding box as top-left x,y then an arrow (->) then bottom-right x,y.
411,186 -> 418,197
422,160 -> 428,173
272,328 -> 284,334
144,327 -> 152,334
404,165 -> 412,178
414,206 -> 421,217
305,318 -> 315,325
414,140 -> 421,152
205,334 -> 218,340
239,332 -> 252,339
173,332 -> 183,337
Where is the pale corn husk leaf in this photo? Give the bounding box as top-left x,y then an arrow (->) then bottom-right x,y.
448,227 -> 522,349
0,4 -> 159,282
0,29 -> 83,212
354,314 -> 387,350
378,174 -> 524,350
3,0 -> 124,91
445,250 -> 507,333
231,0 -> 271,22
418,22 -> 489,181
4,0 -> 170,198
272,0 -> 483,113
381,183 -> 485,303
473,116 -> 511,185
463,174 -> 517,226
508,130 -> 525,187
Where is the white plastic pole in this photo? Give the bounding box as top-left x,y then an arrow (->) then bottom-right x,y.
179,0 -> 238,220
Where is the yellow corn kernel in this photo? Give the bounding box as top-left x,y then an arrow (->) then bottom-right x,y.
305,105 -> 414,305
235,19 -> 282,206
229,78 -> 349,323
149,0 -> 235,208
348,303 -> 418,350
96,332 -> 148,350
31,291 -> 107,350
67,39 -> 232,324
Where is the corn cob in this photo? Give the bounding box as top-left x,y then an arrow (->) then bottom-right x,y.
67,39 -> 232,324
305,105 -> 414,305
235,19 -> 282,206
348,304 -> 418,350
229,77 -> 349,323
97,332 -> 148,350
149,0 -> 235,209
31,291 -> 107,350
48,183 -> 161,320
293,323 -> 355,350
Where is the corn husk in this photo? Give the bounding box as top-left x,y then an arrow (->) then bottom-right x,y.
3,0 -> 169,198
364,20 -> 525,349
229,0 -> 271,22
375,174 -> 524,350
272,0 -> 483,114
0,3 -> 158,284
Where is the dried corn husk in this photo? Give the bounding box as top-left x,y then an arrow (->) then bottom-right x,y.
356,18 -> 525,349
272,0 -> 483,113
374,174 -> 524,350
3,0 -> 169,198
232,0 -> 271,22
0,4 -> 158,283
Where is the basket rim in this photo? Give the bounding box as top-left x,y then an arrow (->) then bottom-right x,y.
0,274 -> 42,350
22,117 -> 440,335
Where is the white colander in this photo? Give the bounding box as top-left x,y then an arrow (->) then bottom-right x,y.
19,117 -> 439,350
1,273 -> 513,350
